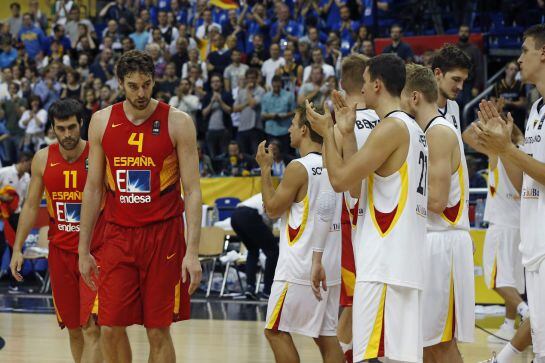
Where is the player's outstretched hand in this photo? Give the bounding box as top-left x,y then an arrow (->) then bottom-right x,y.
332,90 -> 356,136
305,99 -> 333,137
182,253 -> 202,295
310,260 -> 327,301
79,252 -> 99,291
10,250 -> 24,282
473,100 -> 513,155
255,140 -> 273,170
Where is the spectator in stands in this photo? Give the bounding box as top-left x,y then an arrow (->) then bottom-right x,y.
90,48 -> 114,83
360,0 -> 391,27
224,49 -> 249,94
102,20 -> 123,51
275,48 -> 303,94
198,141 -> 215,177
297,39 -> 312,68
99,85 -> 114,108
0,38 -> 17,69
2,82 -> 27,143
456,24 -> 484,103
298,65 -> 328,106
130,18 -> 150,51
299,26 -> 325,54
74,23 -> 98,56
18,13 -> 46,59
202,74 -> 233,158
261,43 -> 285,89
169,78 -> 201,123
28,0 -> 48,31
19,95 -> 46,152
382,24 -> 414,62
7,3 -> 22,38
195,8 -> 221,41
171,37 -> 189,76
121,36 -> 135,53
491,61 -> 527,131
207,34 -> 231,76
332,5 -> 359,44
156,62 -> 179,100
320,0 -> 348,31
61,69 -> 83,100
156,10 -> 179,50
230,193 -> 279,300
268,139 -> 292,177
100,0 -> 135,26
270,3 -> 301,45
302,47 -> 335,83
219,140 -> 254,176
0,151 -> 32,294
46,24 -> 71,56
33,69 -> 62,110
66,6 -> 95,48
248,34 -> 268,69
0,108 -> 11,165
81,89 -> 99,140
234,68 -> 266,155
261,75 -> 296,153
182,48 -> 208,83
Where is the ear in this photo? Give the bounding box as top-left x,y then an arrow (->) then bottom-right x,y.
433,67 -> 442,79
412,90 -> 419,104
373,78 -> 380,93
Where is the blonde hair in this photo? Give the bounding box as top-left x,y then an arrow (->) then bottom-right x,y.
341,54 -> 369,93
404,63 -> 438,103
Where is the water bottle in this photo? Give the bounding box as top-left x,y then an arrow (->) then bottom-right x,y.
475,198 -> 485,228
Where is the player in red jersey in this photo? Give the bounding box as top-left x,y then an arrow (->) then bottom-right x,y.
78,50 -> 202,363
10,99 -> 104,362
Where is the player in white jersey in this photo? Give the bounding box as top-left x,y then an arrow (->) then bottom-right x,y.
331,54 -> 380,363
474,24 -> 545,363
400,64 -> 474,362
257,104 -> 344,363
431,44 -> 472,137
464,122 -> 529,343
307,54 -> 429,363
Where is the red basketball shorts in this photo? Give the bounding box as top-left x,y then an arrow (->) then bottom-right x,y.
98,216 -> 190,328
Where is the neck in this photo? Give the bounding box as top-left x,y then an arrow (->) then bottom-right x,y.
59,139 -> 86,162
437,92 -> 447,108
392,40 -> 400,46
535,72 -> 545,98
123,98 -> 158,124
299,138 -> 322,157
345,92 -> 366,108
15,164 -> 23,176
414,103 -> 439,131
373,94 -> 401,119
505,76 -> 515,85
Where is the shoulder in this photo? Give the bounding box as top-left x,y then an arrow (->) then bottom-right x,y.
91,105 -> 113,126
32,147 -> 49,175
426,121 -> 457,142
284,159 -> 307,180
169,107 -> 194,128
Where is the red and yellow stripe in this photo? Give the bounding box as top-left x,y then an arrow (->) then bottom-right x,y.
266,283 -> 288,330
174,280 -> 181,315
441,165 -> 465,226
286,195 -> 309,246
441,265 -> 456,342
210,0 -> 239,10
368,162 -> 408,237
363,284 -> 386,360
489,165 -> 499,197
489,252 -> 498,289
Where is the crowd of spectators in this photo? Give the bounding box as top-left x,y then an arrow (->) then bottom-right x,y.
0,0 -> 534,179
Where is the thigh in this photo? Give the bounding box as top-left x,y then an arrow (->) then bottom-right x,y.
496,226 -> 525,293
98,223 -> 142,327
527,263 -> 545,356
140,217 -> 190,328
48,245 -> 81,329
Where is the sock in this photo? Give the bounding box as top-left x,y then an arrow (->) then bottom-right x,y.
503,318 -> 515,329
517,302 -> 530,319
496,343 -> 521,363
340,341 -> 352,353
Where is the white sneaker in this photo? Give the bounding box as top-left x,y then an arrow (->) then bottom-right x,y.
487,323 -> 515,344
478,352 -> 498,363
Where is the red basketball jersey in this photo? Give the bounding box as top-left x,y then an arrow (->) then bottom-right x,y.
43,142 -> 90,254
102,101 -> 184,227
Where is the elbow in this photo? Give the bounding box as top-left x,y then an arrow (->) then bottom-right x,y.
330,175 -> 347,193
264,202 -> 282,219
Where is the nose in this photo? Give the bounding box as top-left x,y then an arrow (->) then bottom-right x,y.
137,88 -> 145,97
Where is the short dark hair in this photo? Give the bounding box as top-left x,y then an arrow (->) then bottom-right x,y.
48,98 -> 84,125
524,24 -> 545,50
10,3 -> 21,10
245,68 -> 259,78
366,54 -> 406,97
430,44 -> 472,74
18,151 -> 33,163
29,95 -> 42,107
116,50 -> 155,82
295,103 -> 323,144
271,75 -> 282,84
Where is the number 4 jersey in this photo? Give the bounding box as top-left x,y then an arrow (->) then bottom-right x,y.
43,142 -> 95,253
102,101 -> 184,227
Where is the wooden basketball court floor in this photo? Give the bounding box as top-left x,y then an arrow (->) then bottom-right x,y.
0,298 -> 535,362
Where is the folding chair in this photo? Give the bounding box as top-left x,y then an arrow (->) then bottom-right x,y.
214,197 -> 241,221
198,226 -> 226,297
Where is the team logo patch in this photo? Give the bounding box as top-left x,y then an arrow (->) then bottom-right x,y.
64,203 -> 81,223
152,120 -> 160,135
120,170 -> 151,193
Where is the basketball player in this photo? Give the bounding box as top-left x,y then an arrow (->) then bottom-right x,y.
307,54 -> 429,363
78,50 -> 202,363
10,99 -> 103,363
463,118 -> 529,342
331,54 -> 380,363
432,44 -> 472,136
258,104 -> 344,363
473,24 -> 545,363
400,64 -> 474,362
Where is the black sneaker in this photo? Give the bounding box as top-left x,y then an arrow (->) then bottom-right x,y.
259,292 -> 270,301
244,285 -> 258,301
8,286 -> 22,294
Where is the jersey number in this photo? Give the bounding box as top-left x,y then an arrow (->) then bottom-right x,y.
63,170 -> 77,189
417,151 -> 427,196
128,132 -> 144,153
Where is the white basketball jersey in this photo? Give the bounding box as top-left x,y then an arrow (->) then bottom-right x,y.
426,116 -> 470,232
356,111 -> 428,289
274,152 -> 342,285
520,98 -> 545,270
483,158 -> 520,228
438,99 -> 462,138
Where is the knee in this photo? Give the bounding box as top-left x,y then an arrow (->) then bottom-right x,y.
101,326 -> 125,342
82,321 -> 100,341
68,328 -> 83,341
146,328 -> 170,347
264,328 -> 279,342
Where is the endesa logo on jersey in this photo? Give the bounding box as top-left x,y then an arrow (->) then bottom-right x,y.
56,202 -> 81,232
116,169 -> 152,204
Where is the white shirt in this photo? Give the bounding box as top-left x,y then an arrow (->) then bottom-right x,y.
196,22 -> 222,40
261,57 -> 285,88
302,63 -> 336,84
19,109 -> 48,134
0,165 -> 31,213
